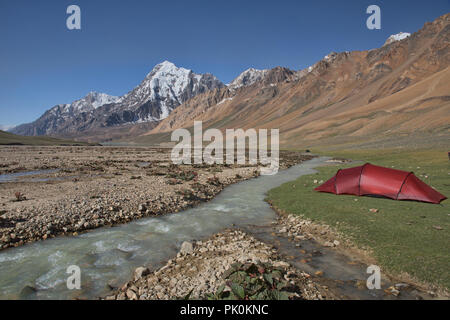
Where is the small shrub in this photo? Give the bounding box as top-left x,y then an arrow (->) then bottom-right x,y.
169,171 -> 198,182
205,263 -> 293,300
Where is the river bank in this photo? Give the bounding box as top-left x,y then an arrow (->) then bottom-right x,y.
0,155 -> 324,300
267,148 -> 450,297
0,146 -> 312,250
108,211 -> 445,301
104,229 -> 333,300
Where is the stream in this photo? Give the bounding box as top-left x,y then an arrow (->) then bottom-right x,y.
0,157 -> 426,300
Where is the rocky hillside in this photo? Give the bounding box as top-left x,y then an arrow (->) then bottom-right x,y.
11,61 -> 224,139
144,13 -> 449,149
11,92 -> 119,136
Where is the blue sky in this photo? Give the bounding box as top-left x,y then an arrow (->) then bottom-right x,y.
0,0 -> 448,127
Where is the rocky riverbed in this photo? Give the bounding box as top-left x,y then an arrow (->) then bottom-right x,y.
0,146 -> 313,250
105,212 -> 444,301
105,229 -> 333,300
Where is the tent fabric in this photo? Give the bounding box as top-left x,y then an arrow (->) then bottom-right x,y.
315,163 -> 447,204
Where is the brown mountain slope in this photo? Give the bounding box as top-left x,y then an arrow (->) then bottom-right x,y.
139,13 -> 449,149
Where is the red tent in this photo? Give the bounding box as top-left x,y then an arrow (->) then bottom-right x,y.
315,163 -> 447,204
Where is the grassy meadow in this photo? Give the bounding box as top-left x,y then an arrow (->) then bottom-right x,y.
267,148 -> 449,290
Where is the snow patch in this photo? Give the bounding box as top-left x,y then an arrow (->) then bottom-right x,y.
384,32 -> 411,46
228,68 -> 269,90
216,97 -> 233,106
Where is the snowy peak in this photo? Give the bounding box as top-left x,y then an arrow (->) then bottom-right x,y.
384,32 -> 411,46
324,52 -> 339,62
9,60 -> 224,137
78,92 -> 119,110
147,60 -> 191,79
55,92 -> 119,114
112,60 -> 224,121
228,68 -> 269,90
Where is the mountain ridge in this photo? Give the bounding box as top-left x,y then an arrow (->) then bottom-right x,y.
11,61 -> 224,138
10,13 -> 450,147
141,13 -> 449,149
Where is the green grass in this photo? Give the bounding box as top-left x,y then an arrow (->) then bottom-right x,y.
267,148 -> 450,290
0,130 -> 94,146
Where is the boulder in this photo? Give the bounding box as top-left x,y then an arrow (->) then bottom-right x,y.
134,267 -> 150,281
180,241 -> 194,255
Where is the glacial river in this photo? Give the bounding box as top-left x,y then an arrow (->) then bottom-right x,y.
0,157 -> 328,299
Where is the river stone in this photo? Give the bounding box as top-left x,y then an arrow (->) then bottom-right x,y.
273,261 -> 290,268
126,289 -> 137,300
19,285 -> 37,299
180,241 -> 194,255
147,276 -> 158,286
134,267 -> 150,281
169,278 -> 178,287
324,241 -> 335,247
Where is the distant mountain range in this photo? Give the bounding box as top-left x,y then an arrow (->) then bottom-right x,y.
10,13 -> 450,148
11,61 -> 224,138
145,13 -> 450,149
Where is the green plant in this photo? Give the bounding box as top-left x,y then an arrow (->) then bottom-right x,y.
205,263 -> 293,300
168,171 -> 198,182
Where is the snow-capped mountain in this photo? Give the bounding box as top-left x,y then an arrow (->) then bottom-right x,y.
72,92 -> 119,112
228,68 -> 269,90
383,32 -> 411,46
51,91 -> 119,116
11,92 -> 119,136
110,61 -> 224,122
11,61 -> 224,137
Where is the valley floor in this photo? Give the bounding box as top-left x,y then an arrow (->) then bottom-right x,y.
1,146 -> 447,300
0,146 -> 310,250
